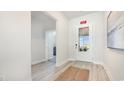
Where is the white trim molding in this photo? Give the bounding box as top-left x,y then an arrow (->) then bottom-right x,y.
67,58 -> 76,62
89,61 -> 113,81
47,57 -> 55,60
56,58 -> 76,67
56,59 -> 69,67
102,63 -> 113,81
31,59 -> 48,65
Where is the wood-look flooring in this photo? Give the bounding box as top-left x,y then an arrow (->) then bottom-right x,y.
55,66 -> 89,81
31,58 -> 110,81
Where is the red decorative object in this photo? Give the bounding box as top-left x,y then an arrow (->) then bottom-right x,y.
80,20 -> 87,24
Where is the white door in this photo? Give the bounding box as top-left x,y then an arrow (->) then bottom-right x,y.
45,31 -> 56,60
75,25 -> 93,62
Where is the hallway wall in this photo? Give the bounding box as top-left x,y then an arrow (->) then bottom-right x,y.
69,12 -> 104,64
31,14 -> 46,65
0,12 -> 31,80
103,12 -> 124,80
45,12 -> 69,66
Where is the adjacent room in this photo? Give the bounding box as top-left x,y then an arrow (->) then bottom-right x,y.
31,11 -> 57,80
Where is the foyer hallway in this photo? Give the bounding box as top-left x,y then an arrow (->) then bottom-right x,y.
32,58 -> 110,81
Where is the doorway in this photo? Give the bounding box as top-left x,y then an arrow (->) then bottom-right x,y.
31,11 -> 57,80
45,31 -> 56,63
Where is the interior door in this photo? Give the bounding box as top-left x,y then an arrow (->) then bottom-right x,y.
75,25 -> 93,62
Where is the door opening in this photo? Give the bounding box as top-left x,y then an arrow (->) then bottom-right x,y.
45,31 -> 56,63
31,11 -> 57,80
76,25 -> 93,62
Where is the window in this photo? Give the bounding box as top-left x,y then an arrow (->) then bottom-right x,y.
79,27 -> 90,52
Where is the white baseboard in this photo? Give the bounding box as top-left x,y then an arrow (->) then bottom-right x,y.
67,58 -> 76,62
68,58 -> 94,63
31,59 -> 48,65
93,61 -> 103,65
56,58 -> 76,67
32,57 -> 55,65
101,63 -> 113,81
56,59 -> 69,67
91,61 -> 113,81
47,56 -> 55,60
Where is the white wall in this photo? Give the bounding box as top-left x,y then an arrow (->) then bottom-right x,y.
69,12 -> 104,64
0,12 -> 31,80
103,12 -> 124,80
31,15 -> 46,65
45,12 -> 69,66
45,30 -> 56,60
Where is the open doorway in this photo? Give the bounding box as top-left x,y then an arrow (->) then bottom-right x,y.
31,11 -> 56,80
45,30 -> 56,63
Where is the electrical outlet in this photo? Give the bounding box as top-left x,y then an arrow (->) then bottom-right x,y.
0,75 -> 5,81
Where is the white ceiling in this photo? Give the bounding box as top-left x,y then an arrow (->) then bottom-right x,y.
62,11 -> 97,20
31,11 -> 97,31
31,11 -> 56,31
